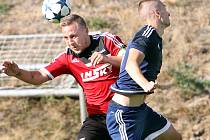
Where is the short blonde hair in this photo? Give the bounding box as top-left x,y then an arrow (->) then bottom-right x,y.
60,14 -> 87,28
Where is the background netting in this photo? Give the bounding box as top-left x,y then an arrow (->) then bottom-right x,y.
0,34 -> 76,89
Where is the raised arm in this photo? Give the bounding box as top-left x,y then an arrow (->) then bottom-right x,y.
2,61 -> 50,85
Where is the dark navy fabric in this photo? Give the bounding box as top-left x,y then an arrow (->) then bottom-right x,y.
111,25 -> 163,94
106,100 -> 168,140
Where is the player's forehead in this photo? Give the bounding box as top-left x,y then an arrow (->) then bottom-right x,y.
62,23 -> 86,36
62,23 -> 78,34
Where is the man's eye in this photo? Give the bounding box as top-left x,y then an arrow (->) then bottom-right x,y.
70,35 -> 76,39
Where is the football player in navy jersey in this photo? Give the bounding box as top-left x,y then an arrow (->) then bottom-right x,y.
1,14 -> 126,140
106,0 -> 182,140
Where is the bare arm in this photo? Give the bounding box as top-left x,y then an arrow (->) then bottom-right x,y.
2,61 -> 50,85
125,48 -> 155,92
101,55 -> 122,68
89,48 -> 125,68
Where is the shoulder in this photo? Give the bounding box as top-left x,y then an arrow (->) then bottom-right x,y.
132,25 -> 157,44
141,25 -> 156,39
54,49 -> 68,58
54,48 -> 76,61
48,50 -> 69,66
101,32 -> 115,37
100,32 -> 122,41
89,32 -> 117,40
102,32 -> 125,45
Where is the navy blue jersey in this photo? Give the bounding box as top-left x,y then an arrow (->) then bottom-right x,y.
111,25 -> 163,94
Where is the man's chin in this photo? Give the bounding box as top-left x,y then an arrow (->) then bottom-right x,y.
72,50 -> 82,54
164,22 -> 170,28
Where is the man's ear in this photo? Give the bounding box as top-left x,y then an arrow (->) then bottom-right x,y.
154,10 -> 161,19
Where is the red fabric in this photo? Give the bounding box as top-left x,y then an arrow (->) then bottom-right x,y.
44,33 -> 125,116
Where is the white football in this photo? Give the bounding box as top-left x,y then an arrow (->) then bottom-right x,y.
42,0 -> 71,23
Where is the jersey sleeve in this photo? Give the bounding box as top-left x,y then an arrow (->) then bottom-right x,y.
40,52 -> 71,79
129,37 -> 149,55
103,32 -> 126,56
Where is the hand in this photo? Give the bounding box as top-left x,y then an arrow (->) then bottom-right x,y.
89,52 -> 108,66
142,81 -> 156,93
2,61 -> 21,76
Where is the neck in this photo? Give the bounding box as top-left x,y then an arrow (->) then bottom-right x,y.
156,23 -> 167,37
147,22 -> 164,37
146,18 -> 167,37
156,27 -> 164,37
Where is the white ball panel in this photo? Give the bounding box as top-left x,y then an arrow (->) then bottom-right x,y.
61,6 -> 70,16
42,0 -> 71,22
51,0 -> 61,4
65,0 -> 71,8
45,9 -> 56,19
50,3 -> 62,14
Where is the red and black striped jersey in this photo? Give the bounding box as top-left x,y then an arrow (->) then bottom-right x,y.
41,32 -> 126,116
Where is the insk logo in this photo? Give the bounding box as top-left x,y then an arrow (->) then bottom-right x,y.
81,64 -> 112,82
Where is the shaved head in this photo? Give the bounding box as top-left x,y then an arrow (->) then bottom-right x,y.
138,0 -> 170,35
138,0 -> 161,20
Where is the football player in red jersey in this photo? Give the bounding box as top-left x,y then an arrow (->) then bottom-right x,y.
1,14 -> 126,140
